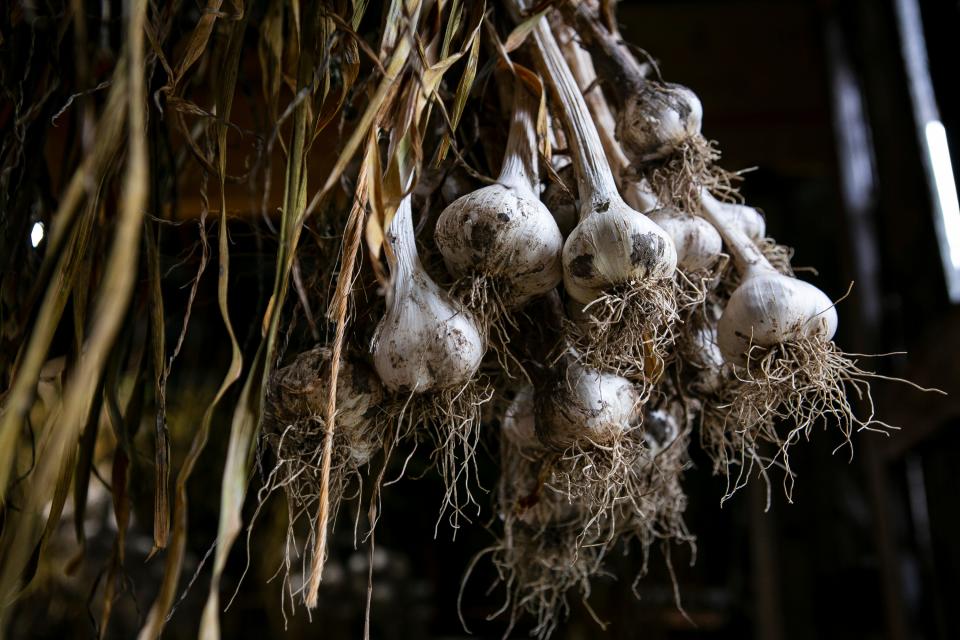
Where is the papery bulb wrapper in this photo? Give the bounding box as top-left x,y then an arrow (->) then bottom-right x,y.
718,272 -> 838,365
617,83 -> 704,163
649,207 -> 721,272
562,197 -> 678,303
536,360 -> 642,449
436,183 -> 563,308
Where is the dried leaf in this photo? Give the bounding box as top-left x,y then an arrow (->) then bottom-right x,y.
503,7 -> 548,53
435,13 -> 482,162
145,221 -> 170,555
0,0 -> 148,606
137,8 -> 251,639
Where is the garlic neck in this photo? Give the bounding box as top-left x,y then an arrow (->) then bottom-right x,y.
699,189 -> 776,278
497,82 -> 539,194
387,195 -> 421,286
531,17 -> 621,211
556,1 -> 646,110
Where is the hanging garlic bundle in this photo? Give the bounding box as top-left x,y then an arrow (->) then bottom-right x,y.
532,351 -> 662,542
697,189 -> 934,498
554,23 -> 724,282
522,12 -> 679,382
551,23 -> 726,386
371,191 -> 489,527
559,2 -> 735,212
259,348 -> 385,602
462,389 -> 611,640
435,75 -> 563,357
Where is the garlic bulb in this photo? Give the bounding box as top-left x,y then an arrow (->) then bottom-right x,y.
535,358 -> 642,449
269,347 -> 384,465
648,207 -> 722,272
561,200 -> 677,303
556,0 -> 705,166
371,194 -> 485,392
714,199 -> 766,242
618,82 -> 704,164
699,191 -> 837,365
529,18 -> 677,304
435,80 -> 563,308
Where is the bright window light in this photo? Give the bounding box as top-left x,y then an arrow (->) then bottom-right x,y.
30,221 -> 44,248
924,120 -> 960,270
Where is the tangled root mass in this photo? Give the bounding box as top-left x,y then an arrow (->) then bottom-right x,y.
566,277 -> 678,389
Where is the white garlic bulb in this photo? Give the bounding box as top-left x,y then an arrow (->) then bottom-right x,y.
536,359 -> 642,449
435,82 -> 562,308
562,199 -> 677,303
714,200 -> 766,242
371,195 -> 485,392
529,18 -> 678,306
717,273 -> 838,365
617,83 -> 704,164
648,207 -> 722,272
699,190 -> 838,365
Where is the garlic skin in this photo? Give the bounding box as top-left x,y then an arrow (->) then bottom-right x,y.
562,198 -> 677,303
502,386 -> 540,450
371,196 -> 485,393
714,200 -> 766,242
717,272 -> 838,365
536,360 -> 642,449
617,83 -> 704,164
435,81 -> 563,308
435,185 -> 562,307
648,207 -> 721,272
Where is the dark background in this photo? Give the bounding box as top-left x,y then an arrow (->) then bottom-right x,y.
7,1 -> 960,639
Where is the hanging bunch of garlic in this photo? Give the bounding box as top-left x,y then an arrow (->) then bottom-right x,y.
435,74 -> 563,364
556,2 -> 736,214
371,186 -> 491,528
261,0 -> 933,635
552,22 -> 725,319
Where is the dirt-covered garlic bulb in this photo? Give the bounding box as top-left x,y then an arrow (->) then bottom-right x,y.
699,191 -> 837,365
268,347 -> 384,465
528,17 -> 677,304
617,83 -> 704,164
435,79 -> 563,309
371,194 -> 485,392
557,1 -> 727,210
535,358 -> 642,450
